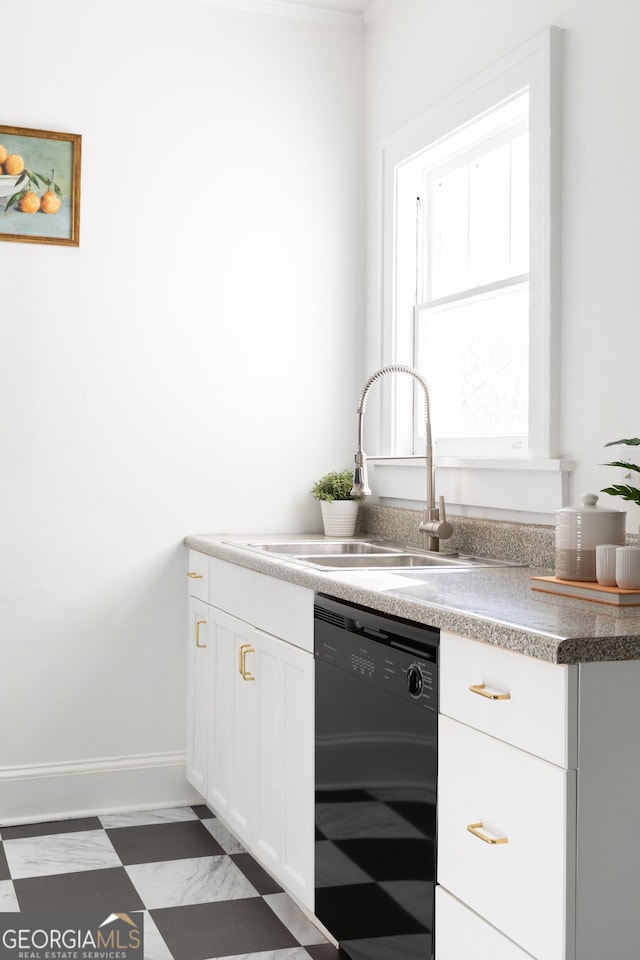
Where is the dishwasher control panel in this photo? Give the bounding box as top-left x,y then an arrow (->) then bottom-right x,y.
314,595 -> 438,710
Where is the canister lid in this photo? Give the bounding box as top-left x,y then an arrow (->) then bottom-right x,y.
556,493 -> 625,516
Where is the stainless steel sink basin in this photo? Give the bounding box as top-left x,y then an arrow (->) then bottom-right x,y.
302,553 -> 467,568
245,540 -> 397,556
225,538 -> 520,571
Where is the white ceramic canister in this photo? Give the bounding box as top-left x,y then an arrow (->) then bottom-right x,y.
555,493 -> 626,582
596,544 -> 619,587
615,546 -> 640,590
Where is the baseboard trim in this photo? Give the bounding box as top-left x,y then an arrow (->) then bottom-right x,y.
0,752 -> 203,826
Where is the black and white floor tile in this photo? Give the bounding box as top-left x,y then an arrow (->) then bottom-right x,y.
0,804 -> 348,960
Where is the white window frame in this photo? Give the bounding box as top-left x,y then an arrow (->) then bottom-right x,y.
414,102 -> 530,457
370,27 -> 572,517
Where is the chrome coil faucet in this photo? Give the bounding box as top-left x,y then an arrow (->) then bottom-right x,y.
350,364 -> 453,552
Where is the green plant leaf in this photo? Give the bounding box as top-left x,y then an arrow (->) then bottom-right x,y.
310,469 -> 362,502
53,183 -> 63,200
3,189 -> 27,213
14,172 -> 27,186
603,460 -> 640,474
601,484 -> 640,504
604,438 -> 640,447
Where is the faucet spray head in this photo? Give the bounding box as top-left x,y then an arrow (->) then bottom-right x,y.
351,453 -> 371,498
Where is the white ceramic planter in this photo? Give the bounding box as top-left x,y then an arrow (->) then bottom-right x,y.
320,500 -> 359,537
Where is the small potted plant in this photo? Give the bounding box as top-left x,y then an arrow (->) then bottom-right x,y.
311,469 -> 363,537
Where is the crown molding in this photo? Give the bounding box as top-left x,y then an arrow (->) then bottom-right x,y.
194,0 -> 365,26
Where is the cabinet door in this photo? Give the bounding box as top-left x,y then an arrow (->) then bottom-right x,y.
207,608 -> 257,847
251,629 -> 314,909
206,606 -> 314,908
436,887 -> 535,960
438,716 -> 575,960
186,596 -> 210,795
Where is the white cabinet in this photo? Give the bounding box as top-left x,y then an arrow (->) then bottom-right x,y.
438,629 -> 640,960
206,607 -> 256,844
209,556 -> 313,652
206,604 -> 314,905
187,549 -> 210,603
572,659 -> 640,960
186,595 -> 210,796
438,631 -> 577,960
436,887 -> 535,960
186,548 -> 213,795
439,631 -> 576,767
250,624 -> 314,900
438,715 -> 574,960
186,552 -> 314,909
183,551 -> 640,958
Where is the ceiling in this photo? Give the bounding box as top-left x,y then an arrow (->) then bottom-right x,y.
205,0 -> 377,20
277,0 -> 373,10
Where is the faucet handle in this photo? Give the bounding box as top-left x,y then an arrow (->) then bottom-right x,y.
420,516 -> 454,541
419,496 -> 453,541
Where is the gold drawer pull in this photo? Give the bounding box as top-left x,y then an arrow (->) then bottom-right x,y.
469,683 -> 511,701
467,822 -> 509,845
187,571 -> 204,579
195,619 -> 207,648
238,642 -> 248,675
238,643 -> 255,682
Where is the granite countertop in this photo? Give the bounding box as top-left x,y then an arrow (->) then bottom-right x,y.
185,533 -> 640,665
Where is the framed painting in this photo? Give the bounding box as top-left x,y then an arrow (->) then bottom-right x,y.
0,124 -> 81,247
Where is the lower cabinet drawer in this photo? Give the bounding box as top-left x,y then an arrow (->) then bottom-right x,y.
253,571 -> 313,653
210,557 -> 254,622
440,631 -> 576,767
438,716 -> 575,960
187,550 -> 210,601
208,559 -> 313,652
436,887 -> 535,960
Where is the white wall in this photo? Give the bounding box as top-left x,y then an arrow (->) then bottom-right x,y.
364,0 -> 640,530
8,0 -> 635,823
0,0 -> 364,820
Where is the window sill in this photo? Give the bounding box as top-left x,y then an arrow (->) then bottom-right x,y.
371,457 -> 575,522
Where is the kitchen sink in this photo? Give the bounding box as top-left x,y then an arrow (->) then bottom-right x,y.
226,539 -> 519,571
302,553 -> 466,568
245,540 -> 397,556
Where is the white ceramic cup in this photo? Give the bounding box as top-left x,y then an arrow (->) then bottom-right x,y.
596,544 -> 619,586
615,546 -> 640,590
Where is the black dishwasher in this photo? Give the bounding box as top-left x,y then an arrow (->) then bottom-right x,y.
314,594 -> 438,960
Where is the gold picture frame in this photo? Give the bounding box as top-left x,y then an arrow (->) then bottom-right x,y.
0,124 -> 81,247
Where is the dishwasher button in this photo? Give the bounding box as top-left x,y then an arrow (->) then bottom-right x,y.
407,664 -> 423,698
351,652 -> 375,677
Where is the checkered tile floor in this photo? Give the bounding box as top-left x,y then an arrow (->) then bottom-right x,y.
0,804 -> 346,960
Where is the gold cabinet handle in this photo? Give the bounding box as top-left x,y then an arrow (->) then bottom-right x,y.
187,571 -> 204,579
469,683 -> 511,701
467,822 -> 509,845
238,643 -> 255,681
238,643 -> 248,675
195,619 -> 207,648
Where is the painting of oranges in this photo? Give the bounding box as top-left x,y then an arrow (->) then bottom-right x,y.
0,124 -> 81,246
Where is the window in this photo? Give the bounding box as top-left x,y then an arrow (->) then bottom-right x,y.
401,93 -> 530,457
379,28 -> 562,480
